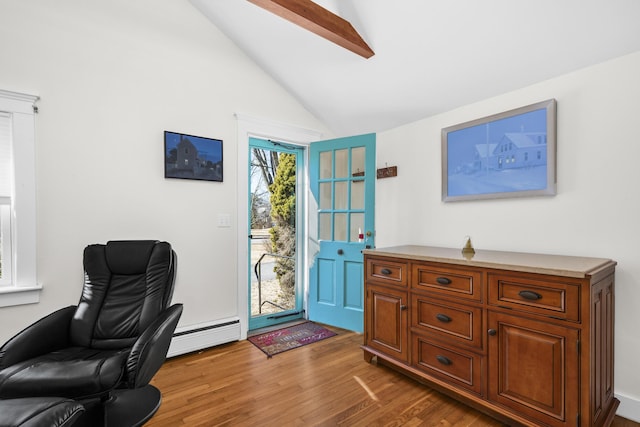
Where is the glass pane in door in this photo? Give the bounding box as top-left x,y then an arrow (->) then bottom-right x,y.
334,181 -> 348,210
319,183 -> 332,209
352,147 -> 365,176
350,213 -> 364,242
351,180 -> 364,210
335,149 -> 348,178
320,151 -> 332,179
319,213 -> 332,240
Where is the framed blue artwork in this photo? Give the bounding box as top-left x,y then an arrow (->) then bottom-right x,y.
442,99 -> 556,202
164,131 -> 223,182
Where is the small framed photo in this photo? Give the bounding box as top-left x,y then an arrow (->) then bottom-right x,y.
442,99 -> 556,202
164,131 -> 223,182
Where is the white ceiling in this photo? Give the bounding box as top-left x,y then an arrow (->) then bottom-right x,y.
190,0 -> 640,137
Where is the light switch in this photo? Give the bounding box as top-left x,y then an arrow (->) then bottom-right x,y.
217,214 -> 231,228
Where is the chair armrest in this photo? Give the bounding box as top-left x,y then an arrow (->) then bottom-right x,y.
0,306 -> 75,370
125,304 -> 183,388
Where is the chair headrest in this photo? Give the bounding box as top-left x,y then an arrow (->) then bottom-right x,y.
105,240 -> 158,274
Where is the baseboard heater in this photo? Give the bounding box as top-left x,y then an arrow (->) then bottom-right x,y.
167,316 -> 241,358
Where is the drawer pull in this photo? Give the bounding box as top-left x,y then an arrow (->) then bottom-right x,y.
436,355 -> 452,366
519,290 -> 542,301
436,277 -> 452,285
380,268 -> 392,275
436,313 -> 452,323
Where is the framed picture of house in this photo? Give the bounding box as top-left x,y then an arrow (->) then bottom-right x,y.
441,99 -> 556,202
164,131 -> 223,182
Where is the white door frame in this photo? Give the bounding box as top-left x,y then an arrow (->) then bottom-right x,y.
235,113 -> 324,339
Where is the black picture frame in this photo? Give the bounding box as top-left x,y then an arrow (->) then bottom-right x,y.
442,99 -> 557,202
164,131 -> 223,182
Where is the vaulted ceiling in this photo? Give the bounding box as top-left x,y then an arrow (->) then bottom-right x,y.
191,0 -> 640,136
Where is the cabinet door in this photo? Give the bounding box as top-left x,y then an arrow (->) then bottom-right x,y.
488,311 -> 579,427
366,285 -> 409,362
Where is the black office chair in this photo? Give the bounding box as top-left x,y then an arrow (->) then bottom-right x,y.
0,240 -> 183,426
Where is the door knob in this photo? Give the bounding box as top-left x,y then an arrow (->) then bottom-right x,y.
337,249 -> 344,255
488,329 -> 497,336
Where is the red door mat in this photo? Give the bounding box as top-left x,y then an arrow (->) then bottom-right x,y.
248,322 -> 337,357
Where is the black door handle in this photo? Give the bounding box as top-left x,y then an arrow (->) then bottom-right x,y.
337,249 -> 344,255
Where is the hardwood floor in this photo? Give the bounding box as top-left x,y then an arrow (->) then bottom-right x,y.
148,325 -> 637,427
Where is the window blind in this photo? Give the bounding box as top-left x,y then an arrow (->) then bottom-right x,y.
0,112 -> 11,200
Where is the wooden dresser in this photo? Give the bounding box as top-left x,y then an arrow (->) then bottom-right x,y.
362,245 -> 618,427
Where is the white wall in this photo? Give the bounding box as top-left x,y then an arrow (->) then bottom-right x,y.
0,0 -> 330,342
375,51 -> 640,419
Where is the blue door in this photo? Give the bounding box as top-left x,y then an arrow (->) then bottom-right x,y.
248,137 -> 304,331
309,134 -> 376,332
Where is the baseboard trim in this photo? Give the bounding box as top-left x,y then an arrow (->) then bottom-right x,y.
616,393 -> 640,423
167,317 -> 241,358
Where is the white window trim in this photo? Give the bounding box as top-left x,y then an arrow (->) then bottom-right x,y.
0,89 -> 41,307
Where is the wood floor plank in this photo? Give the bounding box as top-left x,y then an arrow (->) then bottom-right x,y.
147,325 -> 638,427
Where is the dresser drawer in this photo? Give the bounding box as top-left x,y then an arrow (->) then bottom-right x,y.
412,294 -> 483,349
412,334 -> 483,395
366,257 -> 408,287
488,273 -> 580,322
412,263 -> 482,301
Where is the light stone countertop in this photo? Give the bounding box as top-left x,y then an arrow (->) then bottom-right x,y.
363,245 -> 616,278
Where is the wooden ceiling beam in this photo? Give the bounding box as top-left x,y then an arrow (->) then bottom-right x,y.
247,0 -> 374,59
